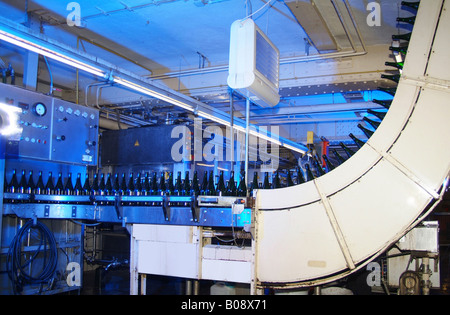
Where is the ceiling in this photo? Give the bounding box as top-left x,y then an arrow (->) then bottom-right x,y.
0,0 -> 409,145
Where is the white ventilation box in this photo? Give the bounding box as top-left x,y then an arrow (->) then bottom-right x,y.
227,19 -> 280,108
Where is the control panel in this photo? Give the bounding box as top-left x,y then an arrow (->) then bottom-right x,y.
0,83 -> 99,165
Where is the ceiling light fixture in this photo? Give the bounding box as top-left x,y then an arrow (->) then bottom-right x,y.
0,22 -> 307,155
0,31 -> 105,78
112,76 -> 195,112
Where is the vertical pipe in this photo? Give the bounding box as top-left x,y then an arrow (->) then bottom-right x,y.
229,90 -> 234,171
245,98 -> 250,185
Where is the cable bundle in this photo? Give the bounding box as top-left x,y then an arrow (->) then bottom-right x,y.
6,220 -> 58,294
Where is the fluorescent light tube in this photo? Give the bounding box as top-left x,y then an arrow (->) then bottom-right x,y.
113,77 -> 194,112
0,31 -> 105,77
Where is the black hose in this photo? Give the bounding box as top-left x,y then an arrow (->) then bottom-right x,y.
6,220 -> 58,294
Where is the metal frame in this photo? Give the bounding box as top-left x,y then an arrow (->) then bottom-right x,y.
252,0 -> 450,291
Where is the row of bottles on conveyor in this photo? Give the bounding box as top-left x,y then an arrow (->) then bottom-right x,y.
4,170 -> 248,198
4,167 -> 323,200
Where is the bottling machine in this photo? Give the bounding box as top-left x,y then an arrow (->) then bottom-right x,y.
0,0 -> 449,295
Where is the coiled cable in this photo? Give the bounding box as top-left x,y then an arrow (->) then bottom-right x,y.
6,220 -> 58,294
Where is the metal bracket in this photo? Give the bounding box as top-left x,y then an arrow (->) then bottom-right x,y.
114,194 -> 123,220
190,196 -> 198,222
162,195 -> 169,221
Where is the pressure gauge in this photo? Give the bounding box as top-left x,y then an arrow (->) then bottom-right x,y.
32,102 -> 47,117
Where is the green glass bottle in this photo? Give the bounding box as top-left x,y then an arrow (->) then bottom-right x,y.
237,172 -> 247,197
397,16 -> 416,25
167,172 -> 175,196
313,157 -> 325,176
332,149 -> 347,165
64,172 -> 74,195
263,172 -> 271,189
349,133 -> 365,149
55,172 -> 64,195
175,171 -> 183,196
367,109 -> 387,120
340,142 -> 356,158
217,171 -> 226,196
392,32 -> 412,42
207,171 -> 216,196
296,166 -> 306,185
9,169 -> 19,193
83,173 -> 91,196
74,173 -> 83,196
35,171 -> 45,194
373,99 -> 392,110
385,61 -> 404,70
200,171 -> 208,195
357,124 -> 375,138
183,171 -> 191,196
363,117 -> 381,129
226,171 -> 237,196
150,172 -> 158,196
381,73 -> 401,83
250,172 -> 259,192
120,173 -> 127,195
27,170 -> 35,194
92,173 -> 99,195
378,87 -> 397,97
273,171 -> 281,189
159,172 -> 166,196
305,164 -> 315,181
135,173 -> 142,195
105,173 -> 113,195
192,171 -> 200,196
401,1 -> 420,11
286,170 -> 294,187
45,171 -> 54,195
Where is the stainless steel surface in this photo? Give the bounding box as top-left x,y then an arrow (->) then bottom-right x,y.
0,83 -> 99,165
3,193 -> 252,227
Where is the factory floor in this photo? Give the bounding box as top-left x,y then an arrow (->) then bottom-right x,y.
77,267 -> 450,295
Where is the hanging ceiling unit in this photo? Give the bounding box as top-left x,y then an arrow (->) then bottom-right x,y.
227,19 -> 280,108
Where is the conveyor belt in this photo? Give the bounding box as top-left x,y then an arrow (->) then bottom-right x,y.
254,0 -> 450,289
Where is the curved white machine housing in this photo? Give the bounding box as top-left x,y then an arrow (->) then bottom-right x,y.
254,0 -> 450,289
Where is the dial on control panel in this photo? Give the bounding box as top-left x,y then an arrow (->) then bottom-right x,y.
32,102 -> 47,117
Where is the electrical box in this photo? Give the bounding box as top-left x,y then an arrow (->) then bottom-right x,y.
227,19 -> 280,108
0,83 -> 99,165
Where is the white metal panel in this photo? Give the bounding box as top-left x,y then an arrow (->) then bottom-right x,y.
366,83 -> 419,153
425,0 -> 450,82
132,224 -> 197,243
388,88 -> 450,193
137,241 -> 199,279
254,0 -> 448,288
202,259 -> 252,283
401,0 -> 444,80
256,180 -> 320,210
256,202 -> 348,283
315,144 -> 381,196
329,158 -> 433,264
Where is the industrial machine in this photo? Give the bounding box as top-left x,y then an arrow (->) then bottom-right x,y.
0,0 -> 448,296
0,83 -> 99,295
